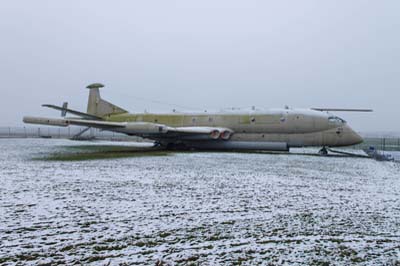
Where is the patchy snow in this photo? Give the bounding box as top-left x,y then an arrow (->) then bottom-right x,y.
0,139 -> 399,265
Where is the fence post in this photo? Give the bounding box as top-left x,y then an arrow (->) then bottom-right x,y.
8,127 -> 11,138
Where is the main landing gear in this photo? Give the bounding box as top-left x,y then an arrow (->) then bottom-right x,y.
318,146 -> 328,156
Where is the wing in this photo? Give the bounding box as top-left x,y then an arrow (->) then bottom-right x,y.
23,116 -> 234,140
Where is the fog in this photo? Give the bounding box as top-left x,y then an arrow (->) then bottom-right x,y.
1,0 -> 399,132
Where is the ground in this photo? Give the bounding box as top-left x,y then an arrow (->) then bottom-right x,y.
0,139 -> 399,265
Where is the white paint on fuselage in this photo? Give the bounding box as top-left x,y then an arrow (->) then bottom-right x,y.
112,108 -> 363,147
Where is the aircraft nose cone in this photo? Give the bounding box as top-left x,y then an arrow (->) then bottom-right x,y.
348,128 -> 363,145
353,132 -> 364,145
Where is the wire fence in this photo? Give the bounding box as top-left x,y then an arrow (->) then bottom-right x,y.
353,137 -> 400,151
0,126 -> 143,141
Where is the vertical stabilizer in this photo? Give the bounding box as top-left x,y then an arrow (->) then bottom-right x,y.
86,83 -> 128,117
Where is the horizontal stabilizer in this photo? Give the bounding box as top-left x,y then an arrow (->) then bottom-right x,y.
311,108 -> 373,112
42,104 -> 102,120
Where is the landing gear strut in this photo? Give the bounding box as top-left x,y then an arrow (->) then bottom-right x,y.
318,146 -> 328,156
153,141 -> 162,147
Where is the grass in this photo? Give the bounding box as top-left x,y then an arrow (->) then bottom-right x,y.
33,138 -> 396,162
34,145 -> 171,161
34,144 -> 292,162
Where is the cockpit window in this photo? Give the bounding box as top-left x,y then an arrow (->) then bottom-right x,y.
328,116 -> 346,124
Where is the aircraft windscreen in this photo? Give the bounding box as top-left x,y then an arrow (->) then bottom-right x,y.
328,116 -> 347,124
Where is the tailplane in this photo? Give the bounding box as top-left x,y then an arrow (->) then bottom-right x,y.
86,83 -> 128,117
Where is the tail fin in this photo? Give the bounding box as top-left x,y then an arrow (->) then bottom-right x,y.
86,83 -> 128,117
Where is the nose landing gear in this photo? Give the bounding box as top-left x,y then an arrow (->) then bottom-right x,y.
318,146 -> 328,156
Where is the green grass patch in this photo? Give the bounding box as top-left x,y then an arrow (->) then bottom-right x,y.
34,145 -> 171,161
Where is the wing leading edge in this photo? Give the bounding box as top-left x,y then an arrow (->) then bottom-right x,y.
23,116 -> 234,140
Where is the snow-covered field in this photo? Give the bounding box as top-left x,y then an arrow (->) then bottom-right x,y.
0,139 -> 399,265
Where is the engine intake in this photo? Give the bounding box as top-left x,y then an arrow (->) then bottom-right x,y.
210,130 -> 221,139
220,130 -> 233,140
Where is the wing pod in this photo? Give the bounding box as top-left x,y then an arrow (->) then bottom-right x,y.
23,117 -> 69,127
125,122 -> 169,134
167,127 -> 234,140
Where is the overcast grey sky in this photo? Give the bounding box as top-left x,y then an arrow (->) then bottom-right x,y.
1,0 -> 399,132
